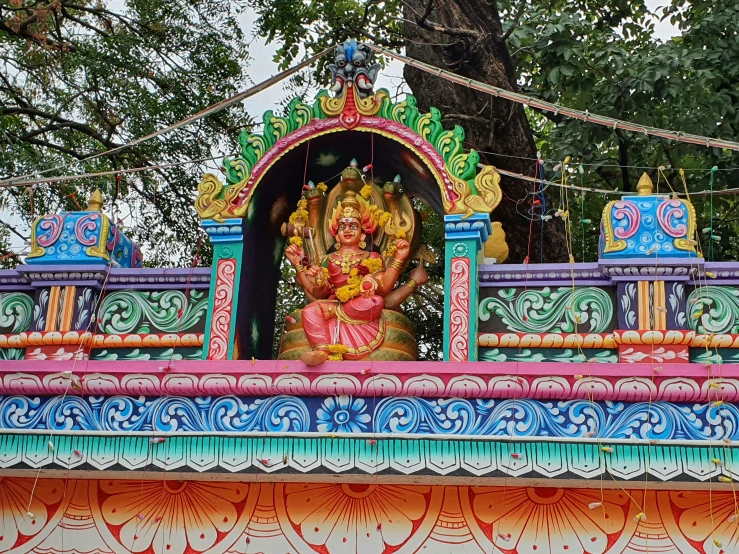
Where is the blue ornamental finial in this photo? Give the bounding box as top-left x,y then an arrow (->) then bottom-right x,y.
327,39 -> 381,98
343,39 -> 357,61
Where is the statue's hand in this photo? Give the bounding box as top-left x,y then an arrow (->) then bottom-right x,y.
359,275 -> 378,297
285,244 -> 305,266
409,264 -> 429,287
394,239 -> 411,261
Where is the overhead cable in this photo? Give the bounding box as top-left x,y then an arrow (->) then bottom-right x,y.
369,45 -> 739,153
0,47 -> 333,187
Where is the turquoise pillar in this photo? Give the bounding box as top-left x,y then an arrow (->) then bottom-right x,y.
443,213 -> 491,361
201,218 -> 243,360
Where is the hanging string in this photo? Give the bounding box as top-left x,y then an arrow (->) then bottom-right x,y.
709,166 -> 717,261
536,156 -> 546,262
579,165 -> 586,262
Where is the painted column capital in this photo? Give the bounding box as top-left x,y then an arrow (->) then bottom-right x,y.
200,218 -> 244,243
443,213 -> 492,252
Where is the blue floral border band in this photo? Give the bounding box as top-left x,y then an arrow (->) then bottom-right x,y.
0,432 -> 736,484
1,394 -> 737,442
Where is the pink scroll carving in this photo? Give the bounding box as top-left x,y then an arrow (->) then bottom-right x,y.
207,258 -> 236,360
449,257 -> 470,362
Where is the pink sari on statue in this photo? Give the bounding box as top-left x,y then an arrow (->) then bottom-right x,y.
301,251 -> 386,360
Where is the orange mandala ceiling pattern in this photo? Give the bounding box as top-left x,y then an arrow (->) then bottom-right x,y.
0,478 -> 736,554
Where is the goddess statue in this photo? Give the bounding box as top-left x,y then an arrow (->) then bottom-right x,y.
279,165 -> 428,364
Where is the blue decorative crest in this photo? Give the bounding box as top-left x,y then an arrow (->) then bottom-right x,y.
25,189 -> 142,267
599,173 -> 697,259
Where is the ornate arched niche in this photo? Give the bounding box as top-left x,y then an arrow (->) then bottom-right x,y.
195,40 -> 502,360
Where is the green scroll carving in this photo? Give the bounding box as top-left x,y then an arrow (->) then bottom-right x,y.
480,348 -> 618,363
98,290 -> 208,334
224,98 -> 315,186
223,91 -> 477,192
0,349 -> 24,360
687,286 -> 739,334
0,292 -> 34,333
375,94 -> 479,187
479,287 -> 614,334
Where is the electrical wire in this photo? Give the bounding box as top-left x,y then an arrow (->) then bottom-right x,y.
0,47 -> 333,187
367,44 -> 739,152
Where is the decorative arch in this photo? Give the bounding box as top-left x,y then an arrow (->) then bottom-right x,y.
195,84 -> 502,221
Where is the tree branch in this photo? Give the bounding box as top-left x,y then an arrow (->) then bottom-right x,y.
401,0 -> 484,40
502,0 -> 527,42
2,107 -> 123,148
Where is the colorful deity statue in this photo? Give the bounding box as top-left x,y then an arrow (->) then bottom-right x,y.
279,162 -> 427,364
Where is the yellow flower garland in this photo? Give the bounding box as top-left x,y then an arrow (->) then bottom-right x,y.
361,257 -> 383,274
335,268 -> 361,303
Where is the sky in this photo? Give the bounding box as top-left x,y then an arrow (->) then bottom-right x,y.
1,1 -> 680,254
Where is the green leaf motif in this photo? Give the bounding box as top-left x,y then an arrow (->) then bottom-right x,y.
92,348 -> 203,361
480,347 -> 617,363
479,348 -> 507,362
687,286 -> 739,334
98,290 -> 208,335
375,91 -> 478,187
0,292 -> 34,333
226,98 -> 315,186
479,287 -> 614,334
0,348 -> 25,360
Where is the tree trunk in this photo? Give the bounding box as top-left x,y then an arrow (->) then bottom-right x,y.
403,0 -> 569,263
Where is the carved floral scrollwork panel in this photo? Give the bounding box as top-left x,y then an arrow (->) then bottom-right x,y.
478,286 -> 616,334
207,257 -> 236,360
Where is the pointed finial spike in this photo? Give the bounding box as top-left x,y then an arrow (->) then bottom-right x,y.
636,173 -> 654,196
394,175 -> 401,183
87,189 -> 104,211
350,158 -> 358,168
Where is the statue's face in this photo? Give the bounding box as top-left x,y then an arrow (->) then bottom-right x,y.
337,218 -> 364,247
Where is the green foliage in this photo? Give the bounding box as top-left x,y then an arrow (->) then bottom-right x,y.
0,0 -> 250,265
508,0 -> 739,260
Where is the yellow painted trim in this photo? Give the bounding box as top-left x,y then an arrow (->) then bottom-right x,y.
601,201 -> 627,253
637,281 -> 651,330
652,281 -> 666,330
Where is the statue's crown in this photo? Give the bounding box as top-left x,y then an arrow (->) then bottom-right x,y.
338,191 -> 363,220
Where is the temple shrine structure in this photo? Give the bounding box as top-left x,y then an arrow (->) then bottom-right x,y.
0,41 -> 737,554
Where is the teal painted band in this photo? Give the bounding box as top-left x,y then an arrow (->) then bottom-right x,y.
443,245 -> 452,361
2,432 -> 735,483
227,248 -> 243,359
